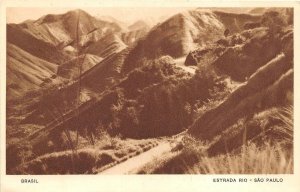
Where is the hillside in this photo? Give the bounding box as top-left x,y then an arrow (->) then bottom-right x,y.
6,9 -> 131,116
57,54 -> 103,79
213,11 -> 261,34
7,9 -> 126,68
189,53 -> 293,139
85,33 -> 127,58
185,26 -> 287,81
7,24 -> 72,65
122,9 -> 261,74
188,23 -> 293,155
7,43 -> 61,100
6,57 -> 194,173
6,9 -> 147,102
20,47 -> 131,126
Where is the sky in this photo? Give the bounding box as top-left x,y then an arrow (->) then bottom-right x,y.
6,7 -> 191,24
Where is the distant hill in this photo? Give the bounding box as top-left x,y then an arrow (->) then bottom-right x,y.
128,20 -> 150,31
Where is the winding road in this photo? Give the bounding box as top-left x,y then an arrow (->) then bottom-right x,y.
98,136 -> 183,174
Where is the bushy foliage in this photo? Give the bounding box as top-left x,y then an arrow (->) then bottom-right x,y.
90,55 -> 229,139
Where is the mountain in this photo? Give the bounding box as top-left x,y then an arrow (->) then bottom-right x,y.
119,20 -> 151,45
122,9 -> 261,74
7,9 -> 149,88
16,9 -> 123,48
128,20 -> 150,31
7,8 -> 275,130
8,11 -> 136,125
6,9 -> 131,100
7,9 -> 126,67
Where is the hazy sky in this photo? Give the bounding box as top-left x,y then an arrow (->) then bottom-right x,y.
7,7 -> 191,24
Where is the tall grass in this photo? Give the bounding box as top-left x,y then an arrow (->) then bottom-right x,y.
185,142 -> 293,174
182,105 -> 293,174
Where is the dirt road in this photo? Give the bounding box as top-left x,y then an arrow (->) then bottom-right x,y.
99,142 -> 172,174
99,136 -> 183,174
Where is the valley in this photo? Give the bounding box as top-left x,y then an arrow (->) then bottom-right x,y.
6,7 -> 293,174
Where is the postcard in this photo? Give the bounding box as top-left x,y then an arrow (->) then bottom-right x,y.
0,0 -> 299,191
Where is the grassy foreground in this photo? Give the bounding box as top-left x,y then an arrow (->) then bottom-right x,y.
183,142 -> 293,174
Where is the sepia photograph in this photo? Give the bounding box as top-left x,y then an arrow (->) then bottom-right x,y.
4,5 -> 294,176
